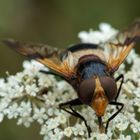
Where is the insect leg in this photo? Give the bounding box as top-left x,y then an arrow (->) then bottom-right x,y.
115,74 -> 124,101
105,101 -> 124,133
98,116 -> 105,133
40,70 -> 69,82
59,99 -> 92,137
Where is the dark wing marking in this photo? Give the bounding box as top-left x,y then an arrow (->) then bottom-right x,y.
3,39 -> 61,59
3,39 -> 76,77
103,19 -> 140,73
62,43 -> 107,69
67,43 -> 98,52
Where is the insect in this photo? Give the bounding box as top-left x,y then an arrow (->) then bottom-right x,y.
3,19 -> 140,137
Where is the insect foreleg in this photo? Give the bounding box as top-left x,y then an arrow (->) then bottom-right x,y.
59,99 -> 92,137
40,70 -> 69,81
105,101 -> 124,133
115,74 -> 124,101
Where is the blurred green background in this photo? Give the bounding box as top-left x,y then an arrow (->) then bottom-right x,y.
0,0 -> 139,139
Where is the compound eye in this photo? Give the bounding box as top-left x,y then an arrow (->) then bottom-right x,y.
78,78 -> 95,105
100,76 -> 117,101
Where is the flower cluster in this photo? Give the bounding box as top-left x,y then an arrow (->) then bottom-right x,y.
78,23 -> 118,44
0,23 -> 140,140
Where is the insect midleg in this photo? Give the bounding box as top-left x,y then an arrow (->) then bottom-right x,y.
105,101 -> 124,133
59,99 -> 92,137
39,70 -> 69,82
115,74 -> 124,101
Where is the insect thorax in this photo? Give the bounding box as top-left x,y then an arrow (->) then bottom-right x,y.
77,58 -> 107,80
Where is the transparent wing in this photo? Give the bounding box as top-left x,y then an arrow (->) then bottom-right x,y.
3,39 -> 76,78
103,19 -> 140,73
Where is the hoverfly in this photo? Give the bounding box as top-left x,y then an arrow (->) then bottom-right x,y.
3,19 -> 140,137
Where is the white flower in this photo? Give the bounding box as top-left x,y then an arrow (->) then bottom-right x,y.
47,108 -> 55,116
46,118 -> 60,131
23,60 -> 47,72
18,101 -> 32,117
17,115 -> 33,127
130,119 -> 140,133
110,110 -> 129,130
78,23 -> 117,44
38,74 -> 55,87
0,113 -> 4,122
64,127 -> 73,137
96,133 -> 108,140
57,114 -> 67,124
25,84 -> 39,96
33,108 -> 48,124
72,123 -> 85,136
4,103 -> 19,119
0,22 -> 140,140
43,128 -> 63,140
40,124 -> 48,135
118,134 -> 131,140
0,98 -> 11,122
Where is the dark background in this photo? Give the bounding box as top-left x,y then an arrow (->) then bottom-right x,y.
0,0 -> 139,139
